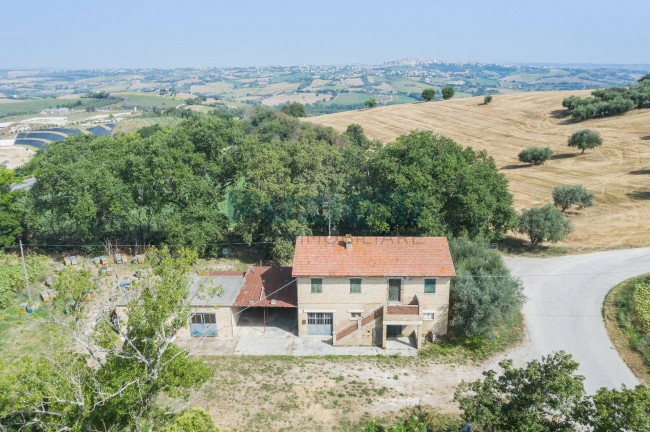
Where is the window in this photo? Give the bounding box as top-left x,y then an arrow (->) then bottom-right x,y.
350,278 -> 361,293
350,312 -> 362,320
307,312 -> 332,325
423,312 -> 434,320
311,278 -> 322,293
424,278 -> 436,294
191,313 -> 216,324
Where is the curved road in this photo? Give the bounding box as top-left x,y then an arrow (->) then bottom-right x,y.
505,247 -> 650,394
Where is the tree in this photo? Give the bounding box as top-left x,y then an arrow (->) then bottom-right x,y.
455,352 -> 589,432
344,123 -> 370,148
519,204 -> 573,246
363,98 -> 377,108
360,131 -> 517,240
441,86 -> 455,100
280,101 -> 306,117
0,248 -> 212,430
552,185 -> 595,212
518,146 -> 553,165
483,95 -> 493,104
449,238 -> 525,337
421,88 -> 436,101
0,168 -> 22,247
568,129 -> 603,154
589,385 -> 650,432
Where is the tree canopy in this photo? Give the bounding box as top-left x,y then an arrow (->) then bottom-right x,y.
280,101 -> 306,117
553,185 -> 595,212
441,86 -> 455,100
363,98 -> 377,108
519,204 -> 573,246
0,168 -> 22,247
449,238 -> 524,337
568,129 -> 603,154
562,79 -> 650,121
518,146 -> 553,165
421,88 -> 436,101
15,108 -> 517,262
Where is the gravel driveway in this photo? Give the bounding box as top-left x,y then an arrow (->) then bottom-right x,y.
505,247 -> 650,393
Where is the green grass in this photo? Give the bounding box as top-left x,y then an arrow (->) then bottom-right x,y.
0,98 -> 81,118
605,275 -> 650,382
0,293 -> 66,364
419,313 -> 524,363
114,92 -> 186,108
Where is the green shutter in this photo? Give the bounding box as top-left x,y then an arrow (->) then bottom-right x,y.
350,278 -> 361,293
424,278 -> 436,293
311,278 -> 322,293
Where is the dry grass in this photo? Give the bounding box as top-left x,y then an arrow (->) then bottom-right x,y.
307,91 -> 650,250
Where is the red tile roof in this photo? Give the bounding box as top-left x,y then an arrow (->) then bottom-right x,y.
292,236 -> 456,277
233,266 -> 297,308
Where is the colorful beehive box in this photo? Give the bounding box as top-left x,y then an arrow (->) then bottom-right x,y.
100,256 -> 108,264
70,256 -> 78,266
19,302 -> 28,313
26,303 -> 40,313
64,256 -> 72,266
135,268 -> 151,279
64,302 -> 74,314
93,256 -> 101,265
82,290 -> 95,302
44,277 -> 54,287
119,278 -> 133,289
40,290 -> 51,302
132,254 -> 146,264
114,253 -> 128,264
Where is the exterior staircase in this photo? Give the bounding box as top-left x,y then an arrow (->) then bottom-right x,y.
333,297 -> 422,345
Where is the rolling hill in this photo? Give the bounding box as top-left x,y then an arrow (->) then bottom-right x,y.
307,91 -> 650,250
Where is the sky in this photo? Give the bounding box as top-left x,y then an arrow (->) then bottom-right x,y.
2,0 -> 649,69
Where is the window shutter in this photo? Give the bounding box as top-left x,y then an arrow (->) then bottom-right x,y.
311,278 -> 323,293
424,278 -> 436,293
350,278 -> 361,293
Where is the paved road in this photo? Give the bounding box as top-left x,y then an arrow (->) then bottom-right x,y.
505,247 -> 650,394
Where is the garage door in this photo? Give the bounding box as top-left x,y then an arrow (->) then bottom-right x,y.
307,312 -> 333,335
190,313 -> 218,337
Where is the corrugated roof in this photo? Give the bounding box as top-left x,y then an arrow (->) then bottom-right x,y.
233,266 -> 297,308
292,236 -> 456,277
188,273 -> 246,307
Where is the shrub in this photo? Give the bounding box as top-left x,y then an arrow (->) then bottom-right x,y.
518,146 -> 553,165
631,278 -> 650,332
449,238 -> 524,337
484,95 -> 493,104
519,204 -> 573,246
568,129 -> 603,154
552,185 -> 594,212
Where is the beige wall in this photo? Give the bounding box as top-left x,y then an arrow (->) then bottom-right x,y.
296,276 -> 450,339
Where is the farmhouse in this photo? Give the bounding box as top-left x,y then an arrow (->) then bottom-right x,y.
177,235 -> 454,350
292,235 -> 455,349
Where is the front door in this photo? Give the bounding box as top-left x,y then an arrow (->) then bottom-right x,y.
307,312 -> 333,335
388,278 -> 401,302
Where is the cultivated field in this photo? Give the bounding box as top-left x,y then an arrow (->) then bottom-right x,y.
308,91 -> 650,250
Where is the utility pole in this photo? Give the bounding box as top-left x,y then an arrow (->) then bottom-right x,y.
19,240 -> 32,303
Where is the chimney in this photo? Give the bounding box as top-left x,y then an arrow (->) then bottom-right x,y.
345,234 -> 353,250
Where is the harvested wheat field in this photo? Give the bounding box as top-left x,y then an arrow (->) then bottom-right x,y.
308,91 -> 650,250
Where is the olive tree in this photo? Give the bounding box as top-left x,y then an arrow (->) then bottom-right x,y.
484,95 -> 493,104
518,146 -> 553,165
363,98 -> 377,108
552,185 -> 594,212
519,204 -> 573,246
421,88 -> 436,101
568,129 -> 603,154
